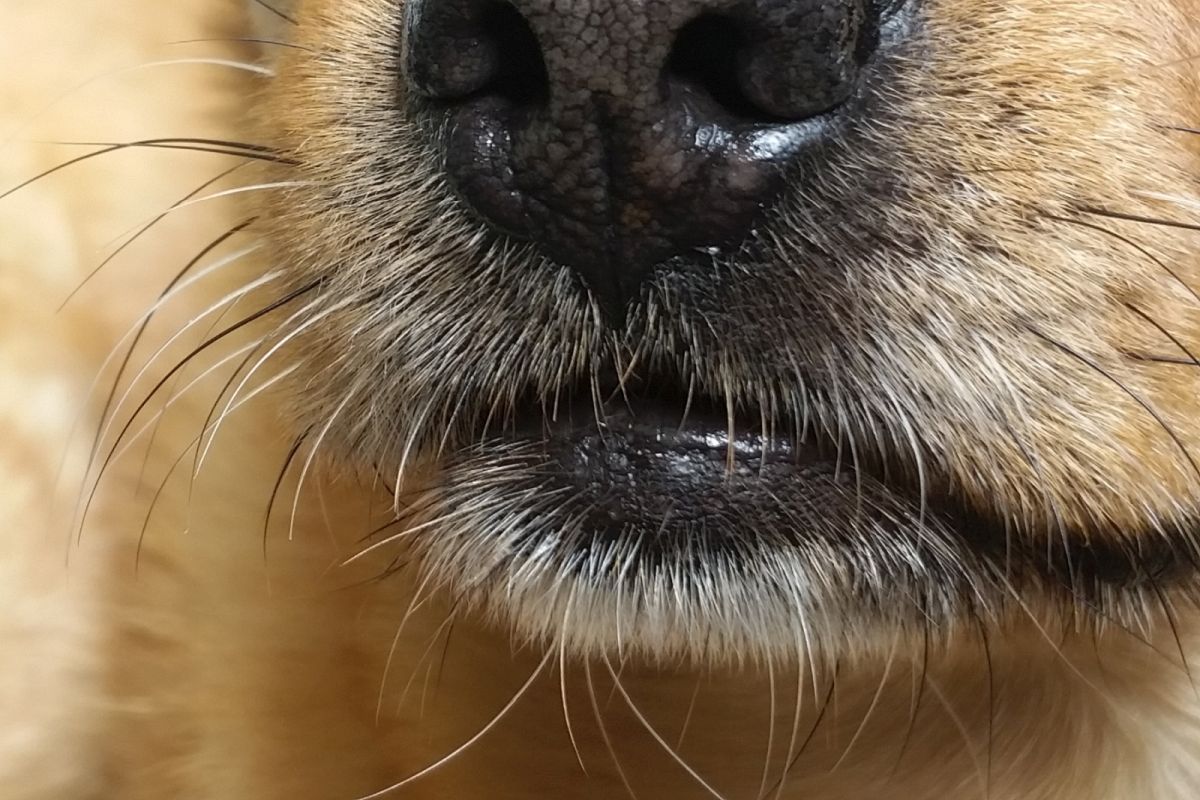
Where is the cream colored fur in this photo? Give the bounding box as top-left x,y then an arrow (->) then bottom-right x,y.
2,3 -> 1200,799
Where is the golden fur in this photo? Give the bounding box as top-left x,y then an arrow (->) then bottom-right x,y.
1,1 -> 1200,798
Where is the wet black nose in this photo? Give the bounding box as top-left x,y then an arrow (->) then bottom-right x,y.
406,0 -> 899,319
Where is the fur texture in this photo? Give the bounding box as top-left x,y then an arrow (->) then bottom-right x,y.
1,1 -> 1200,798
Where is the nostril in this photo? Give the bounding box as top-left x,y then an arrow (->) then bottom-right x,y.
668,4 -> 887,125
406,0 -> 548,107
665,15 -> 769,122
478,3 -> 548,105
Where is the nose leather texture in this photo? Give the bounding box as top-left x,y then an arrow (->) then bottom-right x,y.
406,0 -> 889,320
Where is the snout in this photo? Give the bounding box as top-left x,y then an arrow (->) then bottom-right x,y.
404,0 -> 910,318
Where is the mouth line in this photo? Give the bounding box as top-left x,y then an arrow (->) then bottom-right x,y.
442,373 -> 1189,596
407,373 -> 1196,661
508,389 -> 845,530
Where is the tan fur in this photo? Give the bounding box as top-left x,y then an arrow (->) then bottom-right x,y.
2,1 -> 1200,798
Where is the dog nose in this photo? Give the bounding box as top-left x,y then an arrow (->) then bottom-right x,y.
406,0 -> 894,320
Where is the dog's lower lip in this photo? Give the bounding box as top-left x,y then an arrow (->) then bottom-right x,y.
500,395 -> 839,530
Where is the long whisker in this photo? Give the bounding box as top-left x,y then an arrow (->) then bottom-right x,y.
2,140 -> 288,202
1079,206 -> 1200,234
59,222 -> 256,501
251,0 -> 298,25
584,658 -> 639,799
169,37 -> 312,52
1027,326 -> 1200,484
94,264 -> 282,465
831,634 -> 899,770
79,282 -> 317,537
376,564 -> 447,723
602,655 -> 729,800
107,183 -> 309,243
1124,303 -> 1200,366
262,429 -> 312,558
558,592 -> 589,776
59,163 -> 254,310
1041,213 -> 1200,304
355,650 -> 553,800
135,361 -> 294,565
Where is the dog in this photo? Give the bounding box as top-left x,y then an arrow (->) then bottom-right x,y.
1,0 -> 1199,797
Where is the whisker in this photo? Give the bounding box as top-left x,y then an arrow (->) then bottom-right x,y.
1027,326 -> 1200,485
59,163 -> 254,310
376,565 -> 447,723
356,650 -> 553,800
67,225 -> 257,470
756,657 -> 778,800
831,635 -> 899,771
1124,303 -> 1200,366
890,607 -> 930,776
763,662 -> 837,798
584,658 -> 639,800
65,224 -> 263,540
924,676 -> 989,798
1079,206 -> 1200,234
558,593 -> 589,776
192,296 -> 328,475
1131,190 -> 1200,213
602,655 -> 729,800
121,57 -> 275,77
1041,213 -> 1200,304
112,338 -> 266,465
169,38 -> 311,52
251,0 -> 298,25
135,361 -> 293,562
288,392 -> 356,542
47,136 -> 281,155
262,429 -> 312,559
108,182 -> 310,241
94,264 -> 281,465
79,282 -> 317,537
2,140 -> 289,202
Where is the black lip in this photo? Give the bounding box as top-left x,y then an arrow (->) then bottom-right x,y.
483,388 -> 1195,597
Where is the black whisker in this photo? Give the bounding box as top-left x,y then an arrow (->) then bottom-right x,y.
891,600 -> 931,775
50,136 -> 278,153
264,429 -> 313,559
1125,352 -> 1200,366
80,280 -> 318,535
74,219 -> 258,543
86,220 -> 257,474
1041,212 -> 1200,304
768,662 -> 838,795
977,618 -> 995,797
1124,303 -> 1200,367
2,139 -> 293,201
60,163 -> 253,311
1027,325 -> 1200,484
1079,206 -> 1200,234
251,0 -> 298,25
170,37 -> 312,52
187,339 -> 272,508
